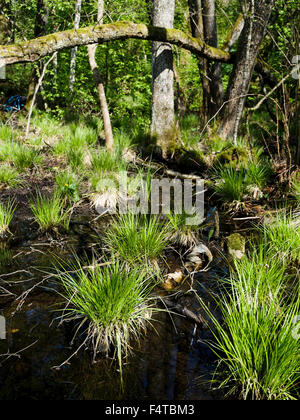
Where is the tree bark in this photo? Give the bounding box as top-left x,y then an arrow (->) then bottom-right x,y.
0,22 -> 231,66
26,0 -> 49,111
221,14 -> 245,52
151,0 -> 175,151
87,0 -> 114,153
218,0 -> 274,142
188,0 -> 210,121
201,0 -> 224,117
69,0 -> 82,93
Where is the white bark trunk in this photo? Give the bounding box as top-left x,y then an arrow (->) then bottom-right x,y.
151,0 -> 175,151
69,0 -> 82,93
87,0 -> 114,153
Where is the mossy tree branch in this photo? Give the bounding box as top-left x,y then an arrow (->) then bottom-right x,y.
0,21 -> 231,66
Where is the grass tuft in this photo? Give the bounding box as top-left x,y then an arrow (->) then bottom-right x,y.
0,199 -> 16,237
30,191 -> 70,232
199,245 -> 300,400
56,260 -> 155,378
105,213 -> 170,264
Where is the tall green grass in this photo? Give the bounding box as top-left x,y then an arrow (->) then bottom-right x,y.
91,148 -> 127,173
56,260 -> 155,378
0,125 -> 14,142
259,211 -> 300,262
166,211 -> 201,247
199,246 -> 300,400
213,166 -> 247,202
0,165 -> 22,187
292,175 -> 300,205
213,161 -> 271,202
0,200 -> 16,237
105,213 -> 170,264
2,143 -> 43,171
30,191 -> 70,232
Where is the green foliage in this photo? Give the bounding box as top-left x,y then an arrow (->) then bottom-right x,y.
56,259 -> 155,378
1,142 -> 43,171
0,199 -> 16,237
30,190 -> 70,232
213,166 -> 248,202
91,148 -> 127,173
213,155 -> 272,202
55,170 -> 80,203
105,213 -> 170,264
166,211 -> 201,247
0,125 -> 14,142
0,164 -> 22,187
259,211 -> 300,262
199,245 -> 300,400
291,174 -> 300,204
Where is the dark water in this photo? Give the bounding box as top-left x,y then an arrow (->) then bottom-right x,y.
0,222 -> 223,400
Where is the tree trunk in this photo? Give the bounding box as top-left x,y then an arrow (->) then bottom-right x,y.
26,0 -> 49,111
188,0 -> 210,121
201,0 -> 224,117
218,0 -> 274,142
222,14 -> 244,52
151,0 -> 175,152
87,0 -> 114,153
69,0 -> 82,93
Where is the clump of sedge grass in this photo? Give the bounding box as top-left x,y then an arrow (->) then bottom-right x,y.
166,211 -> 202,247
213,166 -> 247,202
105,213 -> 170,264
0,199 -> 16,237
12,144 -> 42,171
259,211 -> 300,262
0,125 -> 14,142
30,191 -> 70,232
91,148 -> 127,174
56,260 -> 155,379
213,161 -> 271,202
199,245 -> 300,400
0,165 -> 22,187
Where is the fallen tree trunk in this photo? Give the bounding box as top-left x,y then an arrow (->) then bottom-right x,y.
0,21 -> 231,66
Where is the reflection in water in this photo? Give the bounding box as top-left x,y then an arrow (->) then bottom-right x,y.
0,233 -> 221,400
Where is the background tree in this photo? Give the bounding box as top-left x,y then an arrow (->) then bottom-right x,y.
69,0 -> 82,93
151,0 -> 176,153
218,0 -> 275,143
87,0 -> 114,153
